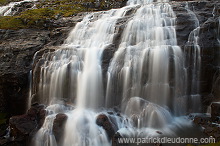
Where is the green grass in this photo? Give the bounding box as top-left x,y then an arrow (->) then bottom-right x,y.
0,0 -> 20,6
0,0 -> 126,29
0,8 -> 55,29
0,0 -> 7,6
20,8 -> 55,27
0,16 -> 25,29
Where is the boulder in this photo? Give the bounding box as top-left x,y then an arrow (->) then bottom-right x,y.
9,103 -> 46,141
203,123 -> 220,142
193,115 -> 211,125
52,113 -> 68,143
9,114 -> 36,138
211,102 -> 220,121
96,114 -> 116,140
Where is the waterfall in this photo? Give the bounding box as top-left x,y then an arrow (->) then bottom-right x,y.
0,0 -> 37,16
184,3 -> 201,113
33,6 -> 131,146
106,2 -> 186,117
32,104 -> 72,146
31,0 -> 204,145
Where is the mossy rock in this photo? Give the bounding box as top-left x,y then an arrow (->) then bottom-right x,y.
0,0 -> 20,6
0,16 -> 24,29
0,0 -> 127,29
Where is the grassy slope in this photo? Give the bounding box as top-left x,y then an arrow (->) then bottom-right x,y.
0,0 -> 125,29
0,0 -> 21,6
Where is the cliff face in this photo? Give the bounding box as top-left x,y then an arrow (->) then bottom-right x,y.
0,16 -> 86,116
0,29 -> 50,115
0,0 -> 219,119
173,1 -> 220,110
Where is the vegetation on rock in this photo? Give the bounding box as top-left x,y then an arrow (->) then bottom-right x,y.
0,0 -> 20,6
0,0 -> 126,29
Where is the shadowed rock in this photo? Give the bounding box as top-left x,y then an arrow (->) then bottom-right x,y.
52,113 -> 68,143
96,114 -> 116,140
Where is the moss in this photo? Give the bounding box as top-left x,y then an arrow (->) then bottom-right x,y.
20,8 -> 55,27
0,0 -> 7,6
0,0 -> 126,29
0,0 -> 20,6
0,16 -> 25,29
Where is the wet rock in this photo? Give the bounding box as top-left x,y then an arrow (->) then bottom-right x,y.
38,108 -> 47,128
10,1 -> 36,16
156,131 -> 163,135
0,14 -> 85,116
193,114 -> 211,125
52,113 -> 68,143
211,102 -> 220,121
203,123 -> 220,142
96,114 -> 115,139
102,44 -> 116,75
192,113 -> 220,142
8,103 -> 46,143
173,1 -> 220,111
0,29 -> 50,116
212,70 -> 220,100
0,138 -> 8,145
9,114 -> 36,139
112,132 -> 131,146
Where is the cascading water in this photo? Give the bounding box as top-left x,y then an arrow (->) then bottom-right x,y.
30,0 -> 204,145
32,6 -> 132,146
0,0 -> 37,16
184,4 -> 201,113
106,2 -> 186,118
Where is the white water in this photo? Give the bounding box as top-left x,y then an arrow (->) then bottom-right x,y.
32,104 -> 73,146
0,0 -> 37,16
184,3 -> 201,112
31,0 -> 204,146
33,6 -> 131,146
106,2 -> 186,116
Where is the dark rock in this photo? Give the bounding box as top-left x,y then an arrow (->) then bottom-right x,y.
96,114 -> 115,140
156,131 -> 163,135
11,1 -> 36,16
52,113 -> 67,143
193,115 -> 211,125
211,102 -> 220,121
0,138 -> 8,145
9,114 -> 36,137
38,109 -> 46,128
212,70 -> 220,99
173,0 -> 220,112
8,103 -> 46,144
0,29 -> 50,116
112,132 -> 128,146
203,123 -> 220,142
192,113 -> 220,142
0,14 -> 85,116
